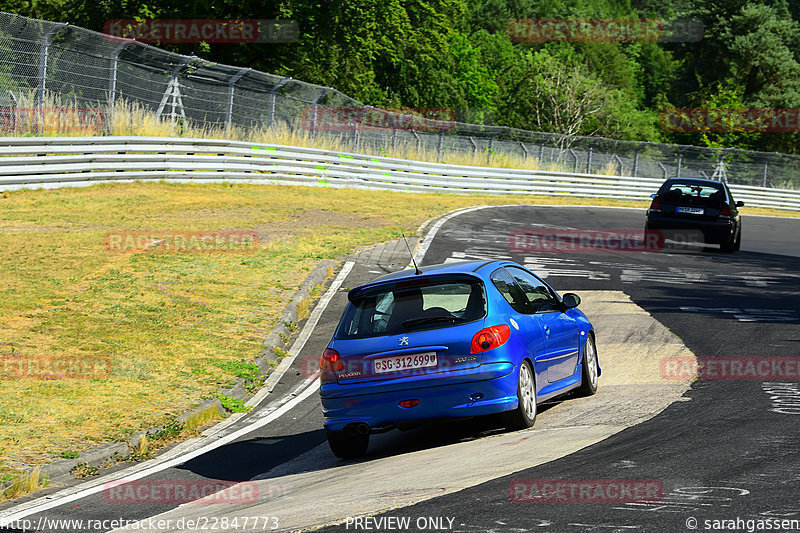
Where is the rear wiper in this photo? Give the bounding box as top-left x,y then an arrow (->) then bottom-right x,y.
402,316 -> 466,327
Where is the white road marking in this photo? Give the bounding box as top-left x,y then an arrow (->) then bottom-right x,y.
680,306 -> 799,323
0,262 -> 355,525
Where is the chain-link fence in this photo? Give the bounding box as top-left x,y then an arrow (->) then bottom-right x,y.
0,10 -> 798,189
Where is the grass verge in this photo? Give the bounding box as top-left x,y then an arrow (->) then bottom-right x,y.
0,182 -> 668,480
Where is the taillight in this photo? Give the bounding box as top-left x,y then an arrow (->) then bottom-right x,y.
320,348 -> 343,371
649,198 -> 661,211
470,324 -> 511,353
720,205 -> 731,217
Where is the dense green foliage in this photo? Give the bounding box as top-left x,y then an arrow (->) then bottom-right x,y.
4,0 -> 800,153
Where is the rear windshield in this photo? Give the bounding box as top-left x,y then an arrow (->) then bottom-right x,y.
336,278 -> 486,339
658,181 -> 726,203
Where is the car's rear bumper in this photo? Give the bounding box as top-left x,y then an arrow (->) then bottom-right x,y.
320,362 -> 517,432
646,213 -> 735,244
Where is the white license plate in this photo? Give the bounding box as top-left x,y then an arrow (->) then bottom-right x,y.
373,352 -> 437,374
677,206 -> 704,215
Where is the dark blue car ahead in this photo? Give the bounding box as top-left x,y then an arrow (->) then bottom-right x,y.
319,260 -> 599,458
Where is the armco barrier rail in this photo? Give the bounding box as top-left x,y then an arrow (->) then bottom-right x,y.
1,136 -> 799,211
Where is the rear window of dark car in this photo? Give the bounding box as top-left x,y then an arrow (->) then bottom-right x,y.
658,181 -> 726,204
336,278 -> 486,339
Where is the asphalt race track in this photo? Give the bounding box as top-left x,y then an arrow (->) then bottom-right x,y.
1,205 -> 799,533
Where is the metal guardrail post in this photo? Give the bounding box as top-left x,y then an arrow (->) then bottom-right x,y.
267,77 -> 291,128
225,67 -> 250,132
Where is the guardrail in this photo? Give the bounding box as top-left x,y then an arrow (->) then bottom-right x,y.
1,136 -> 799,211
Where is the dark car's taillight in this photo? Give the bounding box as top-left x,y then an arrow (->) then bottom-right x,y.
720,205 -> 731,217
470,325 -> 511,353
649,198 -> 661,212
320,348 -> 344,371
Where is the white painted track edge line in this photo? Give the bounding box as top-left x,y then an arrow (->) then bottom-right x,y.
247,261 -> 355,409
0,262 -> 355,524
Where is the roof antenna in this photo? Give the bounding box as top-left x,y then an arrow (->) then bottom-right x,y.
402,233 -> 422,275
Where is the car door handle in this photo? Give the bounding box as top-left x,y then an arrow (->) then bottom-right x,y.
544,325 -> 551,336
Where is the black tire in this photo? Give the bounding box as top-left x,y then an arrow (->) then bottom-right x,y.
503,360 -> 537,430
643,225 -> 658,251
733,228 -> 741,251
720,232 -> 736,253
575,334 -> 599,396
326,430 -> 369,459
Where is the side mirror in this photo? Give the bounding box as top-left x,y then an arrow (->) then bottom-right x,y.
562,293 -> 581,310
650,193 -> 657,199
735,201 -> 744,207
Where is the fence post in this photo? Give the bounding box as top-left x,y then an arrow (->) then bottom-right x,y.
309,87 -> 331,136
676,147 -> 688,177
633,142 -> 648,177
657,162 -> 667,180
155,57 -> 190,125
585,138 -> 599,173
539,133 -> 554,163
411,130 -> 421,152
353,105 -> 371,149
268,77 -> 291,128
36,23 -> 68,131
613,154 -> 623,176
225,67 -> 250,132
763,153 -> 778,187
6,90 -> 17,132
568,149 -> 578,173
520,142 -> 528,162
107,41 -> 129,134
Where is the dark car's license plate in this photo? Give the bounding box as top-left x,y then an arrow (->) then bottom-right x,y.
676,206 -> 704,215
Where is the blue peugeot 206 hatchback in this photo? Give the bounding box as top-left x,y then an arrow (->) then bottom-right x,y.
319,260 -> 599,458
